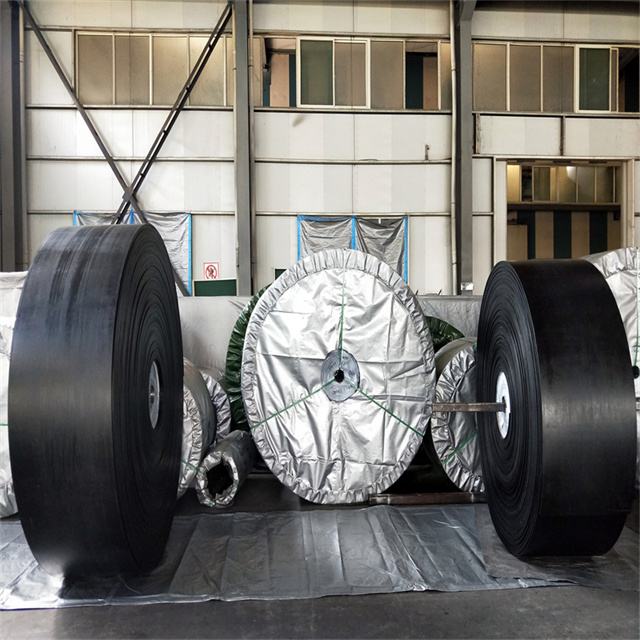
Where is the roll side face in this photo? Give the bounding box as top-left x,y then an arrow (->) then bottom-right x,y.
477,261 -> 543,556
478,260 -> 636,557
9,224 -> 182,576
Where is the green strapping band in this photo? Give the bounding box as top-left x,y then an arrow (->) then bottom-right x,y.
251,379 -> 335,430
354,387 -> 423,437
443,431 -> 478,466
182,460 -> 199,472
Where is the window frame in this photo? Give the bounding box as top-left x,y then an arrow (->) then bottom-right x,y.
575,44 -> 613,114
75,30 -> 232,107
296,36 -> 371,109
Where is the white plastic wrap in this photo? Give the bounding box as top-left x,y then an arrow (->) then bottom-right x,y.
178,359 -> 217,498
0,272 -> 27,518
242,250 -> 435,504
431,338 -> 484,493
584,248 -> 640,487
195,430 -> 257,507
201,369 -> 232,446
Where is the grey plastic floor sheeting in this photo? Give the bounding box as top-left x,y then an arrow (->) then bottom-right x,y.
0,505 -> 637,609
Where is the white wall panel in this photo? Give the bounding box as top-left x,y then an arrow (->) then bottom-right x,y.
354,164 -> 450,214
494,160 -> 508,263
191,214 -> 236,282
473,3 -> 639,43
562,5 -> 640,43
255,112 -> 356,160
477,115 -> 561,157
253,1 -> 354,34
408,216 -> 451,295
473,215 -> 492,296
255,216 -> 298,291
254,0 -> 449,36
26,1 -> 132,28
472,157 -> 492,213
255,163 -> 353,213
354,2 -> 449,36
25,31 -> 74,106
28,214 -> 74,261
28,161 -> 128,211
565,118 -> 640,159
355,115 -> 451,162
183,162 -> 235,213
133,0 -> 228,29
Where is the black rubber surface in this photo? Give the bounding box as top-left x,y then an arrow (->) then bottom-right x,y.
477,260 -> 636,556
9,224 -> 183,577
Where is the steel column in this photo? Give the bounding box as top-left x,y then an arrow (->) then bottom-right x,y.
233,0 -> 253,296
454,0 -> 475,294
1,0 -> 28,271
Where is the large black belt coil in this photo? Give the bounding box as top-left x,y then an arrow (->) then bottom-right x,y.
9,224 -> 183,576
477,260 -> 636,556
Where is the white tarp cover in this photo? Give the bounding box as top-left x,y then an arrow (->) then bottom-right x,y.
0,272 -> 27,518
583,248 -> 639,487
178,359 -> 217,498
242,249 -> 435,504
430,338 -> 484,493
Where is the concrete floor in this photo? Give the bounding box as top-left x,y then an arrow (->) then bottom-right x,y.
3,468 -> 639,640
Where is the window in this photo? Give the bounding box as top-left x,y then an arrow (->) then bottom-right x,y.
263,38 -> 296,107
473,42 -> 638,113
289,37 -> 449,110
578,47 -> 610,111
543,45 -> 574,112
77,32 -> 234,106
473,43 -> 507,111
507,164 -> 618,205
298,38 -> 368,107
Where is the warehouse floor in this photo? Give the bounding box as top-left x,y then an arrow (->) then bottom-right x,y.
2,470 -> 639,640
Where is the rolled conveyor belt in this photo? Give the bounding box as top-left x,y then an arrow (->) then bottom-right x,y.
477,260 -> 636,556
9,224 -> 183,577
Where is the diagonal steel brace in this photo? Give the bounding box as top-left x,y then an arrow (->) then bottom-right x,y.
115,1 -> 233,223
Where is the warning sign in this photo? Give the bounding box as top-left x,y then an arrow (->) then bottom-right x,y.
204,262 -> 219,280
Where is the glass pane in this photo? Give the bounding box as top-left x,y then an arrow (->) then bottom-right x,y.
300,40 -> 333,105
510,45 -> 541,111
153,36 -> 188,105
618,48 -> 639,113
226,36 -> 234,107
473,44 -> 507,111
335,41 -> 366,107
252,37 -> 263,107
440,42 -> 452,110
577,166 -> 595,203
78,34 -> 113,105
521,166 -> 532,202
557,166 -> 577,203
595,166 -> 614,203
189,36 -> 224,106
543,46 -> 574,112
405,53 -> 424,109
579,48 -> 610,111
610,48 -> 618,112
422,53 -> 438,109
371,40 -> 403,110
507,165 -> 520,202
115,35 -> 149,105
533,166 -> 550,201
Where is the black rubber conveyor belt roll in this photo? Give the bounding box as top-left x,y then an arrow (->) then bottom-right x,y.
9,224 -> 183,577
477,260 -> 636,557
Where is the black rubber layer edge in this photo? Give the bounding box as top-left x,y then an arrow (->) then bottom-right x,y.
9,224 -> 183,577
476,260 -> 636,557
